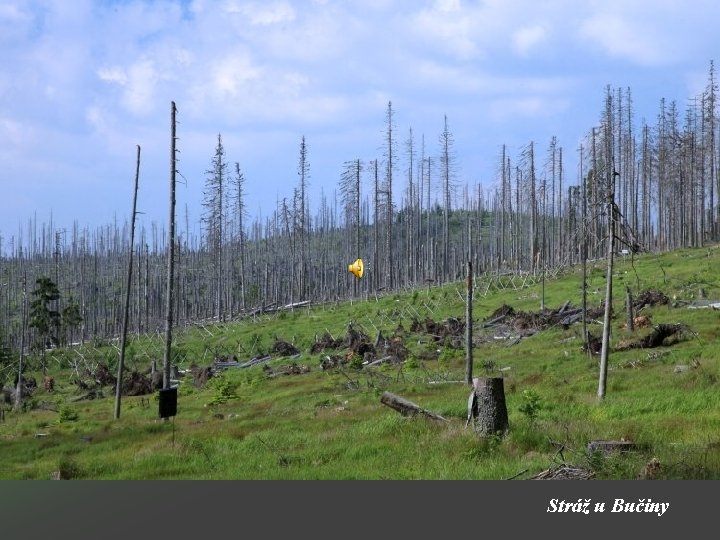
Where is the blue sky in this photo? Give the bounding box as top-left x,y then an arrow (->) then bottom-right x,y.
1,0 -> 719,250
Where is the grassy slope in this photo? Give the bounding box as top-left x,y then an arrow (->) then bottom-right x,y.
2,245 -> 720,479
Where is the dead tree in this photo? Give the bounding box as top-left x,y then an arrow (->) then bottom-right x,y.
115,145 -> 141,420
15,268 -> 28,412
598,164 -> 618,400
163,102 -> 178,391
465,261 -> 473,385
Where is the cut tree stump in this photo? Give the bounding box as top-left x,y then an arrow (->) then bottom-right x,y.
380,392 -> 448,422
467,377 -> 509,437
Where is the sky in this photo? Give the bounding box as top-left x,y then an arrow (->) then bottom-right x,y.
1,0 -> 719,253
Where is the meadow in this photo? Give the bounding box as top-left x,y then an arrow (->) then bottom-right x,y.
2,245 -> 720,480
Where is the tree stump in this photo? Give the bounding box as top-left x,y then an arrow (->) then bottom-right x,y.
468,377 -> 509,437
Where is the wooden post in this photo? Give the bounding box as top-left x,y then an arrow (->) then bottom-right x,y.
625,286 -> 634,332
465,261 -> 473,385
468,377 -> 509,437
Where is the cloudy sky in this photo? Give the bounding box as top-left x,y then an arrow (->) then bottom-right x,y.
1,0 -> 718,250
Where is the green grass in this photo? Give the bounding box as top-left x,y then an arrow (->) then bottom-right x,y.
2,245 -> 720,479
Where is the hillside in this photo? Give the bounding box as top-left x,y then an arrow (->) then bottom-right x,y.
1,244 -> 720,479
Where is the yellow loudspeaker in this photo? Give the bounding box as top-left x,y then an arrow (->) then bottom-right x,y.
348,258 -> 364,279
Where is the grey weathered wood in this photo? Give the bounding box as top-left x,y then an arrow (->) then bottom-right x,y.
114,144 -> 141,420
625,286 -> 634,332
598,162 -> 618,400
380,391 -> 448,422
587,439 -> 637,455
163,102 -> 178,392
465,261 -> 473,385
468,377 -> 509,436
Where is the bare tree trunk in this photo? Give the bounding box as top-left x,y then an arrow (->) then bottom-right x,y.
598,171 -> 617,401
114,145 -> 140,419
373,160 -> 380,291
465,261 -> 473,385
163,102 -> 177,391
581,150 -> 589,354
14,267 -> 27,412
384,102 -> 394,290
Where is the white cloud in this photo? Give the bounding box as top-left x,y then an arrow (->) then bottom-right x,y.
410,2 -> 480,60
98,66 -> 128,85
97,59 -> 162,115
211,52 -> 263,97
513,24 -> 548,56
0,2 -> 34,41
578,14 -> 667,66
224,0 -> 296,25
0,116 -> 36,154
487,96 -> 568,121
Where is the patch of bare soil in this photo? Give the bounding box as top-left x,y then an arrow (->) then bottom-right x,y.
94,363 -> 116,387
375,331 -> 409,363
341,323 -> 376,356
271,340 -> 300,357
121,371 -> 153,396
410,317 -> 465,347
310,331 -> 342,353
482,303 -> 606,336
615,323 -> 693,351
319,354 -> 348,371
634,289 -> 670,310
190,364 -> 214,388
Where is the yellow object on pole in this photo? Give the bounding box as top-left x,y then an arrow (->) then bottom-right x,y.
348,258 -> 364,279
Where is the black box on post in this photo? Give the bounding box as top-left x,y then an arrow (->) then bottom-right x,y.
158,387 -> 177,418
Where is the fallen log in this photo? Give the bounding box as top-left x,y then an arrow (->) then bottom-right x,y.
587,439 -> 638,455
364,356 -> 392,367
380,392 -> 448,422
237,355 -> 272,368
480,314 -> 508,328
282,300 -> 311,310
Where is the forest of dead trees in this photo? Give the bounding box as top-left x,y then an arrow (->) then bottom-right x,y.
1,62 -> 720,358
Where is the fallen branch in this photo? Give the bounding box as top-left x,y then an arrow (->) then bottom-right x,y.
480,314 -> 508,329
380,391 -> 448,422
530,464 -> 595,480
505,468 -> 529,480
364,356 -> 392,367
237,355 -> 272,368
